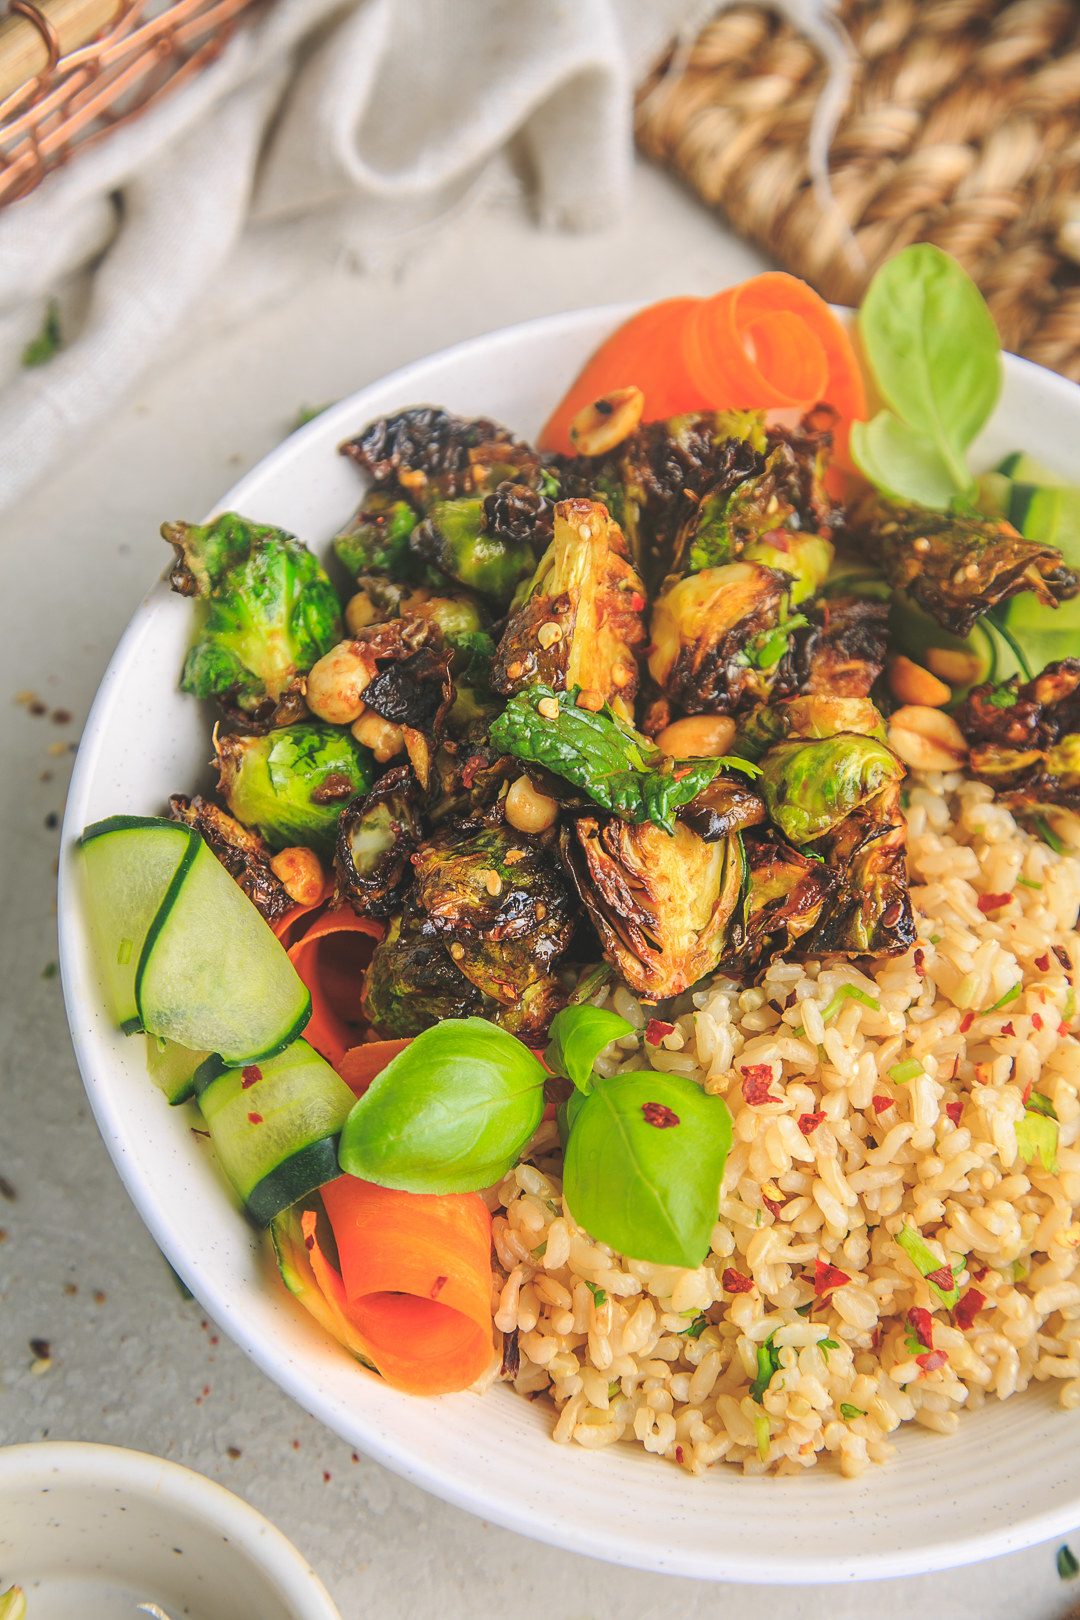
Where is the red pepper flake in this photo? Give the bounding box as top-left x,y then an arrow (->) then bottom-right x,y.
917,1349 -> 948,1373
741,1065 -> 775,1105
642,1101 -> 681,1128
978,893 -> 1011,913
352,1453 -> 359,1464
762,1192 -> 784,1218
761,527 -> 791,551
722,1269 -> 754,1294
460,754 -> 488,789
1033,1012 -> 1044,1030
913,948 -> 925,978
210,1335 -> 218,1345
946,1100 -> 963,1125
798,1111 -> 826,1135
970,1262 -> 988,1281
675,1445 -> 685,1464
645,1019 -> 675,1046
430,1275 -> 448,1299
672,766 -> 694,781
241,1065 -> 262,1088
784,990 -> 798,1010
954,1289 -> 986,1331
304,1235 -> 315,1251
925,1265 -> 955,1293
871,1324 -> 883,1352
871,1093 -> 894,1115
907,1307 -> 934,1351
247,1112 -> 263,1125
292,1440 -> 301,1450
202,1385 -> 210,1397
1000,1020 -> 1016,1037
1054,945 -> 1072,972
814,1257 -> 851,1296
959,1012 -> 974,1034
1036,953 -> 1051,972
1022,1080 -> 1033,1107
1061,1022 -> 1069,1036
630,592 -> 646,613
323,1471 -> 331,1483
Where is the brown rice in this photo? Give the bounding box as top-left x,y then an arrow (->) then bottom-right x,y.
486,772 -> 1080,1477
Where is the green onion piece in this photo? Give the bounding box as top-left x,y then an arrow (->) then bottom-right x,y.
929,934 -> 943,944
1058,1545 -> 1080,1581
1066,988 -> 1077,1023
1027,1092 -> 1058,1120
1012,1258 -> 1028,1282
987,982 -> 1021,1013
1016,1111 -> 1059,1174
749,1333 -> 782,1402
569,963 -> 616,1006
818,1337 -> 839,1363
607,1379 -> 621,1400
681,1314 -> 709,1340
752,1408 -> 771,1462
1034,817 -> 1068,855
1016,876 -> 1043,889
895,1223 -> 960,1306
585,1281 -> 607,1306
839,1403 -> 865,1421
532,1240 -> 548,1259
820,984 -> 881,1025
889,1059 -> 923,1084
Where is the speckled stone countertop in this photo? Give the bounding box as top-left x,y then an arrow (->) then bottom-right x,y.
3,161 -> 1080,1620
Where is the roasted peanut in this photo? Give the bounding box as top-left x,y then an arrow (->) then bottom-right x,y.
505,774 -> 558,834
568,386 -> 645,457
655,714 -> 737,758
888,705 -> 969,773
887,656 -> 951,708
306,640 -> 371,723
925,647 -> 984,687
270,845 -> 327,906
351,712 -> 405,762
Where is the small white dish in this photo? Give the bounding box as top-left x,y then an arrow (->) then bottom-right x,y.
58,304 -> 1080,1583
0,1442 -> 340,1620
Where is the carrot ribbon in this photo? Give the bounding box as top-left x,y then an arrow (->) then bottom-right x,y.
301,1176 -> 494,1395
273,901 -> 383,1070
540,272 -> 866,470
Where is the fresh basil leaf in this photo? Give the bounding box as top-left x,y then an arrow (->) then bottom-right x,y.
488,684 -> 759,835
850,412 -> 965,510
563,1070 -> 732,1268
858,243 -> 1001,482
545,1004 -> 635,1094
338,1017 -> 546,1193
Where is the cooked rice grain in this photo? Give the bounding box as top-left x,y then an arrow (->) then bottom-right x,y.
489,776 -> 1080,1477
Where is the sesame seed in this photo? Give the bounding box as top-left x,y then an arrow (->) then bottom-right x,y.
913,537 -> 930,553
611,664 -> 634,688
449,942 -> 465,961
484,869 -> 502,897
576,689 -> 604,711
538,696 -> 560,720
506,660 -> 523,680
537,622 -> 563,649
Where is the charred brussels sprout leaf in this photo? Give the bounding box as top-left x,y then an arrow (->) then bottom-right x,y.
339,1017 -> 547,1193
794,597 -> 890,699
164,512 -> 341,719
340,407 -> 539,507
648,562 -> 797,715
489,685 -> 758,834
361,909 -> 495,1035
805,782 -> 914,955
168,794 -> 291,924
492,498 -> 646,715
726,832 -> 835,970
544,1005 -> 635,1094
215,723 -> 372,856
563,1071 -> 733,1267
335,765 -> 426,917
958,658 -> 1080,815
410,492 -> 539,606
760,734 -> 903,846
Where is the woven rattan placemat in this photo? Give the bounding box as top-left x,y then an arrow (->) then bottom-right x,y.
636,0 -> 1080,380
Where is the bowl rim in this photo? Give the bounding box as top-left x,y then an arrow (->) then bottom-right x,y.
0,1440 -> 341,1617
57,301 -> 1080,1585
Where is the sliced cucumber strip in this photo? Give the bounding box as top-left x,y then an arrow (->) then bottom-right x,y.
136,837 -> 310,1064
198,1039 -> 355,1224
995,452 -> 1069,488
145,1035 -> 224,1106
81,817 -> 197,1032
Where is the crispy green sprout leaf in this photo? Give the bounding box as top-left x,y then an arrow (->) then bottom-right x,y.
165,512 -> 341,719
759,734 -> 903,846
216,723 -> 373,855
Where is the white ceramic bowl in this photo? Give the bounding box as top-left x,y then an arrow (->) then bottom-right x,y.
0,1441 -> 340,1619
59,305 -> 1080,1584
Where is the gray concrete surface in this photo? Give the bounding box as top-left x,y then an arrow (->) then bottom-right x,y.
3,160 -> 1080,1619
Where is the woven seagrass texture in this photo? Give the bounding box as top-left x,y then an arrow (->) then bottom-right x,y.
636,0 -> 1080,380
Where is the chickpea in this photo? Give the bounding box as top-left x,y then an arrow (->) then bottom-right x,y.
270,846 -> 326,906
306,640 -> 371,724
655,714 -> 736,758
505,774 -> 558,834
352,711 -> 405,762
344,590 -> 378,635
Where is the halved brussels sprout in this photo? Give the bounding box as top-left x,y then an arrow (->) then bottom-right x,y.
648,561 -> 795,714
216,723 -> 373,856
759,733 -> 904,846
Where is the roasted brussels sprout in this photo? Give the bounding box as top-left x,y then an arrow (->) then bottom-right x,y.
849,494 -> 1079,637
792,597 -> 889,697
648,561 -> 801,715
168,794 -> 291,923
491,499 -> 646,717
726,831 -> 835,968
215,723 -> 373,857
335,765 -> 426,917
742,532 -> 834,605
340,407 -> 540,508
334,491 -> 419,582
957,658 -> 1080,813
560,816 -> 745,1000
164,512 -> 341,724
735,695 -> 887,761
676,774 -> 767,842
758,733 -> 904,846
804,782 -> 915,956
361,823 -> 577,1036
408,490 -> 541,608
361,907 -> 496,1036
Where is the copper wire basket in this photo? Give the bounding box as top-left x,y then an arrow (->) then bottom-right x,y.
637,0 -> 1080,381
0,0 -> 262,209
